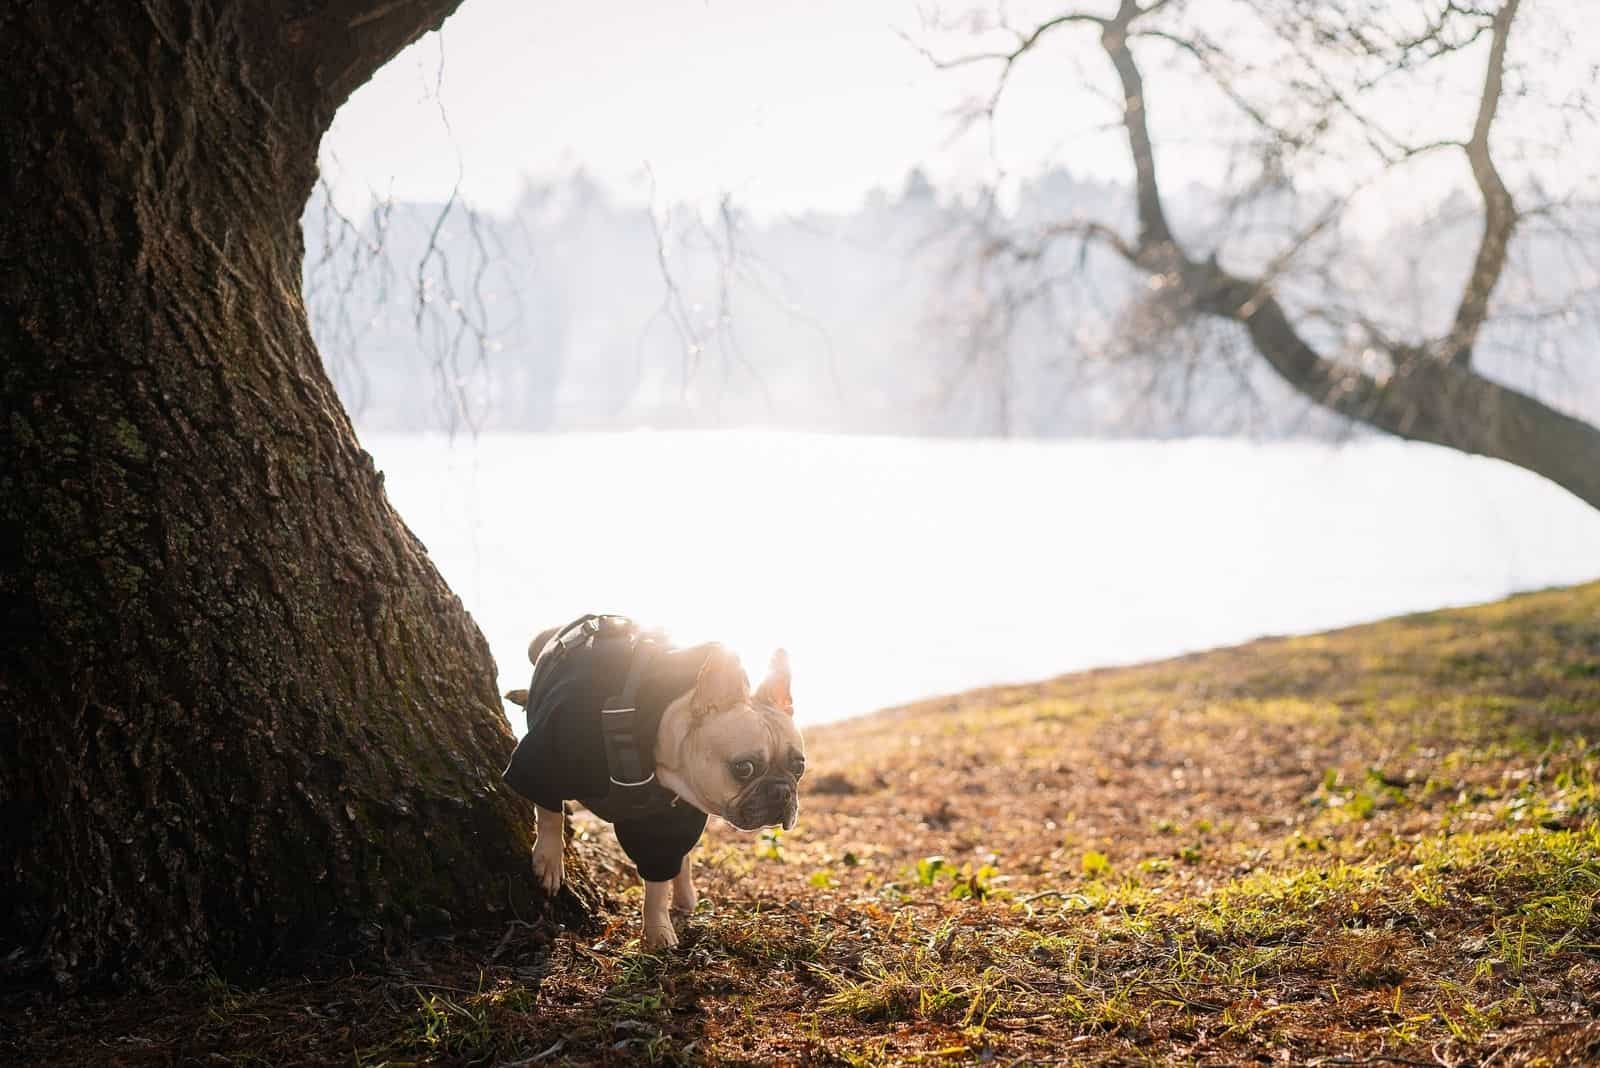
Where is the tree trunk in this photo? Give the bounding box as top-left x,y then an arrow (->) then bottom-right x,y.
0,2 -> 581,988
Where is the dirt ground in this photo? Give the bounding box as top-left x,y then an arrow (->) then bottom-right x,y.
5,583 -> 1599,1065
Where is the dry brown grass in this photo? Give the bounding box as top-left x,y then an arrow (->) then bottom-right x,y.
6,582 -> 1600,1065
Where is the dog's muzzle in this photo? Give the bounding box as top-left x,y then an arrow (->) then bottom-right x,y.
727,776 -> 800,831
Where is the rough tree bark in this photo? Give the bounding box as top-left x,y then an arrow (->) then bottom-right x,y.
0,2 -> 591,988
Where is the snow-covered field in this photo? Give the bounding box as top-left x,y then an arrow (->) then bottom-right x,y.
362,431 -> 1600,728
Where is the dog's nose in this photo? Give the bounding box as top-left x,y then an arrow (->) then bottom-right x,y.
766,779 -> 795,804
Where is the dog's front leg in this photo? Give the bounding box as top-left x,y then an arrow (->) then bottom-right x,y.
531,804 -> 565,896
642,879 -> 678,949
671,850 -> 697,916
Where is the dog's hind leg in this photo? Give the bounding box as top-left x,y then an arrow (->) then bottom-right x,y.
671,849 -> 697,916
531,804 -> 565,896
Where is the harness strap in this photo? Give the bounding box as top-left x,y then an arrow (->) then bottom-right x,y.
520,613 -> 678,819
600,641 -> 658,788
524,614 -> 626,736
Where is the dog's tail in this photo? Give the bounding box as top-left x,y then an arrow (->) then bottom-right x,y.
502,625 -> 562,706
527,626 -> 559,665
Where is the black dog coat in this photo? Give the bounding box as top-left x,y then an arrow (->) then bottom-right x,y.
503,617 -> 714,882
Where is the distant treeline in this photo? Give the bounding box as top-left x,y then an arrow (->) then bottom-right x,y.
302,169 -> 1599,439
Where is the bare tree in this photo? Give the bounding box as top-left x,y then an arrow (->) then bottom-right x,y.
923,0 -> 1600,507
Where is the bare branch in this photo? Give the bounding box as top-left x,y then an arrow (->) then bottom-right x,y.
1439,0 -> 1521,368
898,11 -> 1103,72
1131,29 -> 1297,148
900,11 -> 1105,139
1099,3 -> 1178,257
987,219 -> 1141,267
644,185 -> 701,401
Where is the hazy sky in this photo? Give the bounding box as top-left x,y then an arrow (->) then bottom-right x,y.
319,1 -> 1590,223
321,0 -> 1169,216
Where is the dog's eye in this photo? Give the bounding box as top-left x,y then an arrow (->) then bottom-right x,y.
731,760 -> 756,782
790,758 -> 806,778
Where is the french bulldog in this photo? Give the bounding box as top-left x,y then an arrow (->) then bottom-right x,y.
503,620 -> 805,949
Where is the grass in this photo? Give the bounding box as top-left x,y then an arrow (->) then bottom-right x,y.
6,582 -> 1600,1065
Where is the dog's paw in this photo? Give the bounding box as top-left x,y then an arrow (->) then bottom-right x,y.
643,917 -> 680,950
531,843 -> 564,897
671,882 -> 697,916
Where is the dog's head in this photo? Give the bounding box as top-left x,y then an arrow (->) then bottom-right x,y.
659,646 -> 805,831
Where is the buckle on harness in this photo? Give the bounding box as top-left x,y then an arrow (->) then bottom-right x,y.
556,621 -> 595,651
555,614 -> 633,653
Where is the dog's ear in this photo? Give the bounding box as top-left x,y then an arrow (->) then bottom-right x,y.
692,644 -> 750,716
754,649 -> 793,716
